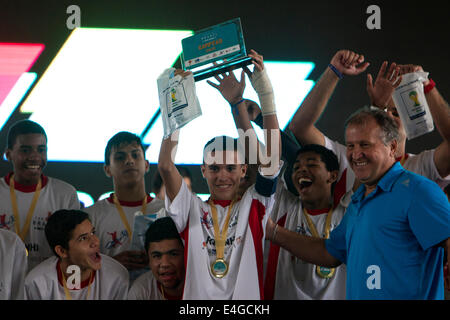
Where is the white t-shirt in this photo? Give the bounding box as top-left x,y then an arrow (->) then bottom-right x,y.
166,175 -> 278,300
0,229 -> 27,300
85,195 -> 165,257
0,173 -> 80,271
265,182 -> 350,300
127,271 -> 179,300
324,136 -> 450,189
24,254 -> 129,300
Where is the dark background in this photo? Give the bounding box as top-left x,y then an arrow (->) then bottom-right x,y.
0,0 -> 448,200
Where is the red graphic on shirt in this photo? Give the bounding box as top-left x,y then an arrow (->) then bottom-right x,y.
200,209 -> 211,229
107,231 -> 122,248
0,214 -> 10,230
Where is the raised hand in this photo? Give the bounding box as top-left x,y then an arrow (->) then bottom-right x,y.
330,50 -> 370,76
207,65 -> 246,105
397,64 -> 430,86
366,61 -> 402,108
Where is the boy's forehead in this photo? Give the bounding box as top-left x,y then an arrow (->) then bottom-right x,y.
13,133 -> 47,146
112,141 -> 142,153
295,151 -> 322,163
149,238 -> 183,252
204,150 -> 243,165
70,219 -> 92,239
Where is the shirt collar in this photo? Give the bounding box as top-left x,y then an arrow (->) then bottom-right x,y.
352,162 -> 404,202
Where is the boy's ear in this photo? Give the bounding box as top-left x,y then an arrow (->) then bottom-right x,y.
145,160 -> 150,173
104,165 -> 112,178
200,164 -> 206,178
327,170 -> 339,184
240,164 -> 248,178
55,245 -> 68,259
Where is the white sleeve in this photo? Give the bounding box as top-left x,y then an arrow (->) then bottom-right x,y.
11,237 -> 27,300
403,150 -> 450,188
68,190 -> 81,210
24,278 -> 44,300
164,179 -> 193,233
127,277 -> 147,300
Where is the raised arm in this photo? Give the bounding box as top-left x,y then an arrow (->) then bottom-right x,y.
289,50 -> 370,146
207,50 -> 281,171
245,50 -> 281,174
369,63 -> 450,178
399,65 -> 450,178
158,130 -> 182,202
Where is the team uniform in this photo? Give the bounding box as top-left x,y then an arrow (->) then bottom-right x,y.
128,271 -> 180,300
166,170 -> 279,300
0,173 -> 80,271
85,194 -> 165,257
264,180 -> 350,300
325,162 -> 450,299
325,136 -> 450,189
85,194 -> 165,281
0,229 -> 27,300
24,254 -> 129,300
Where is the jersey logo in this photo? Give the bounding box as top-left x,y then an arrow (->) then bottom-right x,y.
105,230 -> 128,249
200,208 -> 212,229
0,214 -> 14,230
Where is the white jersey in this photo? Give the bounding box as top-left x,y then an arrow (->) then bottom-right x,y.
0,173 -> 80,271
0,229 -> 27,300
166,177 -> 277,300
24,254 -> 129,300
127,271 -> 179,300
265,182 -> 350,300
324,136 -> 450,189
85,194 -> 165,257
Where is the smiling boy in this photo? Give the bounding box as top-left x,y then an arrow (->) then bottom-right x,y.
158,51 -> 281,299
0,120 -> 80,271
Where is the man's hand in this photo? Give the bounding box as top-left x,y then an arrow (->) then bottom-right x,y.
367,61 -> 402,108
397,64 -> 430,86
206,67 -> 246,105
330,50 -> 370,76
113,250 -> 148,270
265,217 -> 277,241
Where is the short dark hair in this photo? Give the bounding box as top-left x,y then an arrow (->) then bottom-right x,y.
104,131 -> 146,165
45,209 -> 90,256
345,106 -> 399,145
295,144 -> 339,173
202,135 -> 243,164
144,217 -> 182,253
7,120 -> 47,150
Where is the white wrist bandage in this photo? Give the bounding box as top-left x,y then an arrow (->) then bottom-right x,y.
250,68 -> 276,116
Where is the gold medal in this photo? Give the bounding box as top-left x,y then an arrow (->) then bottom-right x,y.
208,200 -> 235,279
303,207 -> 336,279
316,265 -> 335,279
211,258 -> 229,278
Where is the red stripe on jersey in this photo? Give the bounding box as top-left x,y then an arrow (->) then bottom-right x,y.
264,213 -> 287,300
333,168 -> 347,208
106,193 -> 154,206
248,199 -> 266,300
179,218 -> 189,300
5,172 -> 49,192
